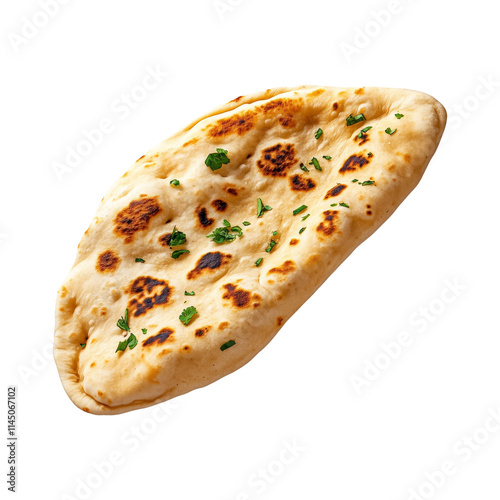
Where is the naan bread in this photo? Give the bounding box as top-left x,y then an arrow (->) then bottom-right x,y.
54,85 -> 446,415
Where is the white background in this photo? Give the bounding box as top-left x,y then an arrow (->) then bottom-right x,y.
1,0 -> 499,499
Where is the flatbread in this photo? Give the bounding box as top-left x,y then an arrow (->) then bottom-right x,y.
54,85 -> 446,415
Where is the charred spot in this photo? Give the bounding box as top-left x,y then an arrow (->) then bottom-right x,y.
259,98 -> 303,128
96,250 -> 120,273
246,153 -> 253,159
366,210 -> 372,216
195,206 -> 215,228
195,326 -> 211,337
333,102 -> 339,111
290,174 -> 316,191
354,87 -> 365,95
289,239 -> 299,246
277,317 -> 284,326
126,276 -> 172,317
366,204 -> 371,209
218,322 -> 229,330
316,210 -> 339,237
136,155 -> 145,162
187,252 -> 232,280
208,111 -> 256,137
222,283 -> 252,308
325,184 -> 347,199
223,184 -> 239,196
159,233 -> 172,247
230,95 -> 244,103
182,137 -> 199,147
268,260 -> 296,275
143,328 -> 174,347
339,154 -> 370,173
113,197 -> 162,243
257,143 -> 297,177
354,133 -> 370,146
211,199 -> 228,212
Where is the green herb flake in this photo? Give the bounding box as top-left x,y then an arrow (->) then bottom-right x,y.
367,152 -> 373,157
299,227 -> 306,234
172,249 -> 190,259
115,332 -> 137,353
135,257 -> 145,263
351,179 -> 359,183
207,222 -> 242,244
170,226 -> 187,247
330,203 -> 338,207
170,179 -> 180,186
300,163 -> 309,172
116,309 -> 130,332
265,239 -> 277,253
315,128 -> 323,140
141,328 -> 147,335
301,214 -> 310,221
80,343 -> 86,348
395,113 -> 404,119
346,113 -> 366,126
272,231 -> 278,236
323,155 -> 332,160
220,340 -> 236,351
257,198 -> 272,217
293,205 -> 308,215
184,291 -> 195,296
362,180 -> 375,186
242,221 -> 251,226
309,157 -> 322,171
358,126 -> 372,138
255,258 -> 263,267
179,306 -> 198,326
340,202 -> 350,208
385,127 -> 397,135
205,148 -> 230,171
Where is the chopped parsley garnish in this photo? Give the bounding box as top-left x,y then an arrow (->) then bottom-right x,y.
299,227 -> 306,234
257,198 -> 272,217
358,126 -> 372,138
395,113 -> 404,119
362,180 -> 375,186
170,179 -> 180,186
205,148 -> 230,171
352,179 -> 359,183
367,152 -> 373,157
170,226 -> 187,247
242,221 -> 251,226
385,127 -> 397,135
301,214 -> 310,221
255,258 -> 263,267
300,163 -> 309,172
141,328 -> 147,335
172,249 -> 190,259
207,222 -> 242,244
179,306 -> 198,325
272,230 -> 278,236
340,202 -> 350,208
135,257 -> 145,263
330,203 -> 338,207
220,340 -> 236,351
309,157 -> 322,171
80,343 -> 86,348
117,309 -> 130,332
265,239 -> 277,253
346,113 -> 366,126
184,291 -> 195,296
293,205 -> 308,215
315,128 -> 323,139
323,155 -> 332,160
116,333 -> 137,353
